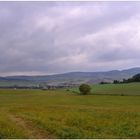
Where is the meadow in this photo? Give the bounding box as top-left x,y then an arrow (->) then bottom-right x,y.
0,83 -> 140,139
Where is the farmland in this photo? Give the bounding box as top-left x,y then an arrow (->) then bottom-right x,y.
73,83 -> 140,96
0,83 -> 140,138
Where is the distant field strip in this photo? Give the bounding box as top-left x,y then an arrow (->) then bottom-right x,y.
72,83 -> 140,95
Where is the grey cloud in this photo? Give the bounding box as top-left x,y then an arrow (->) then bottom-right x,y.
0,2 -> 140,75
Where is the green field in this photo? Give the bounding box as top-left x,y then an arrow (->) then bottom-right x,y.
72,83 -> 140,96
0,83 -> 140,138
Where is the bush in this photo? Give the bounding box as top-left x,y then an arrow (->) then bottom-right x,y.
79,84 -> 91,95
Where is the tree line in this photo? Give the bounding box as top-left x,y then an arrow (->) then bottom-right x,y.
113,73 -> 140,84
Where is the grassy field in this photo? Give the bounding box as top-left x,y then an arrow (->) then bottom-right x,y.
72,83 -> 140,96
0,83 -> 140,138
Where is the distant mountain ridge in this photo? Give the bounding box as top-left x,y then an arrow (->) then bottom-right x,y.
0,67 -> 140,86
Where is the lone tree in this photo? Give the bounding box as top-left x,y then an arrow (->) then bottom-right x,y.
79,84 -> 91,95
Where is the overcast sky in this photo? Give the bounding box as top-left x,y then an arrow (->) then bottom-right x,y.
0,1 -> 140,76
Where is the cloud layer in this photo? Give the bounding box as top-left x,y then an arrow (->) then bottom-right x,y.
0,2 -> 140,75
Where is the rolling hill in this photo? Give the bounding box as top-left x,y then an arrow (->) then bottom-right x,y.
0,67 -> 140,87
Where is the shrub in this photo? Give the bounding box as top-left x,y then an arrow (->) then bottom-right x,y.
79,84 -> 91,95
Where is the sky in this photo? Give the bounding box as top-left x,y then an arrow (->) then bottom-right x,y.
0,1 -> 140,76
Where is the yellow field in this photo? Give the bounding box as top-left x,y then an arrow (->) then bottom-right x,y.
0,86 -> 140,138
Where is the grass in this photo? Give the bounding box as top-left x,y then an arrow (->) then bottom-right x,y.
0,83 -> 140,138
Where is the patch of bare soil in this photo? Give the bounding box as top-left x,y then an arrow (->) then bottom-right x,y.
8,114 -> 52,139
